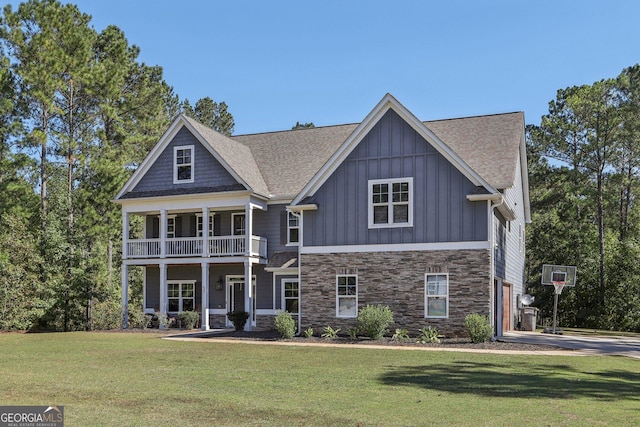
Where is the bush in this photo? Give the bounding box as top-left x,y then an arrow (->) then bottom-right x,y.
303,327 -> 314,338
392,328 -> 410,341
321,326 -> 340,339
91,301 -> 121,330
274,311 -> 296,339
465,313 -> 493,343
178,311 -> 200,329
128,310 -> 152,329
357,304 -> 394,339
227,310 -> 249,331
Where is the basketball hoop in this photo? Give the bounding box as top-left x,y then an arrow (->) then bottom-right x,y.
552,281 -> 565,295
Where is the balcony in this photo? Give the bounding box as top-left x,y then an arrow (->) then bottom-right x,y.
125,235 -> 267,259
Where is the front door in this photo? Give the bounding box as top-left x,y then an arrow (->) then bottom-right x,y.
225,275 -> 256,328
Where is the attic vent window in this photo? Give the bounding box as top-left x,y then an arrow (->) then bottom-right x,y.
174,145 -> 194,183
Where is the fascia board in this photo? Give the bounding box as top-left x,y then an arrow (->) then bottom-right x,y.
180,118 -> 255,194
115,115 -> 185,200
519,130 -> 532,223
292,93 -> 497,204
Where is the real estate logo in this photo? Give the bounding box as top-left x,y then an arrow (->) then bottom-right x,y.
0,406 -> 64,427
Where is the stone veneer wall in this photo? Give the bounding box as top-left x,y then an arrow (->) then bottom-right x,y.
300,249 -> 491,337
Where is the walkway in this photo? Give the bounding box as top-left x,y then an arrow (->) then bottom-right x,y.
502,330 -> 640,359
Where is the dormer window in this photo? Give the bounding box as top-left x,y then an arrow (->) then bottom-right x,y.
174,145 -> 194,183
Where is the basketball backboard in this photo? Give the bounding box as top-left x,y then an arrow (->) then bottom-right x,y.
541,264 -> 577,287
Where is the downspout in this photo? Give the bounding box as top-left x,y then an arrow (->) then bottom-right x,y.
489,196 -> 504,337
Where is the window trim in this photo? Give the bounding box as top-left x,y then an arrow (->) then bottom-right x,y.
287,211 -> 300,246
166,215 -> 176,239
167,280 -> 196,313
336,274 -> 358,318
368,177 -> 413,228
424,273 -> 449,319
173,145 -> 194,184
231,213 -> 245,236
281,279 -> 300,315
196,213 -> 215,237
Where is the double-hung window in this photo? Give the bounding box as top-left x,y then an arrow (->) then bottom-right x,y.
336,274 -> 357,318
167,281 -> 195,312
425,274 -> 448,318
368,178 -> 413,228
287,212 -> 299,245
174,145 -> 194,183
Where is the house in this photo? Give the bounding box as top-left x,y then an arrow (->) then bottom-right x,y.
114,93 -> 530,337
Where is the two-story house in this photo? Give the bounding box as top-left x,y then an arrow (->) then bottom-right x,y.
115,94 -> 530,337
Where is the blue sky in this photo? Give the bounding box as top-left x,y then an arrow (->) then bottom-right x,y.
9,0 -> 640,135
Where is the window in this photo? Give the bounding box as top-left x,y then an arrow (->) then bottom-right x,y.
336,275 -> 357,317
232,213 -> 245,235
287,212 -> 299,245
196,214 -> 215,237
282,279 -> 300,314
174,145 -> 194,183
368,178 -> 413,228
425,274 -> 448,318
167,281 -> 195,312
166,215 -> 176,238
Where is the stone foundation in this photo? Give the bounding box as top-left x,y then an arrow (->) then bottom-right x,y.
300,249 -> 491,337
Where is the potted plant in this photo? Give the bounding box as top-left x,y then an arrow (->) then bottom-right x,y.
227,310 -> 249,331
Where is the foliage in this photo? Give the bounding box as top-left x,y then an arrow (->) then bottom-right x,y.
292,121 -> 315,130
391,328 -> 410,341
464,314 -> 493,343
227,310 -> 249,331
357,304 -> 394,339
416,326 -> 441,344
155,311 -> 169,329
321,326 -> 340,339
91,300 -> 121,330
178,311 -> 199,330
127,310 -> 152,329
273,311 -> 296,339
303,327 -> 314,338
347,327 -> 359,340
183,97 -> 235,135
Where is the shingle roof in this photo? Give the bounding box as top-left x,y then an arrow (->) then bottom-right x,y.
183,115 -> 270,197
228,112 -> 524,198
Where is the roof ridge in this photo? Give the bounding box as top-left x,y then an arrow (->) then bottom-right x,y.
231,122 -> 359,138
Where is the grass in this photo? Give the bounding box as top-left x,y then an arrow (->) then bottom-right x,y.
1,332 -> 639,426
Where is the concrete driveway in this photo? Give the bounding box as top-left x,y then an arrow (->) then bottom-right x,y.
502,331 -> 640,359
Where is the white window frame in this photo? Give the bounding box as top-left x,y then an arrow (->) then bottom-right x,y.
232,213 -> 245,236
196,213 -> 215,237
281,279 -> 300,315
425,273 -> 449,318
287,211 -> 300,246
166,215 -> 176,239
336,274 -> 358,318
174,145 -> 194,184
368,177 -> 413,228
167,280 -> 196,313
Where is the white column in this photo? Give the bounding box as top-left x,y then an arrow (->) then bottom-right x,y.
159,263 -> 168,329
201,262 -> 210,330
202,207 -> 209,257
245,203 -> 252,256
160,209 -> 167,258
122,210 -> 129,260
121,264 -> 129,329
244,260 -> 252,331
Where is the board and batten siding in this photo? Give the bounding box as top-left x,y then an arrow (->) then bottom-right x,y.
303,109 -> 488,247
132,127 -> 240,193
253,204 -> 291,258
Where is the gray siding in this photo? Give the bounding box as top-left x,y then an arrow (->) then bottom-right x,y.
304,110 -> 487,246
254,204 -> 290,257
133,127 -> 240,193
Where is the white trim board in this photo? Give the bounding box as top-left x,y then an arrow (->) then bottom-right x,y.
300,241 -> 490,254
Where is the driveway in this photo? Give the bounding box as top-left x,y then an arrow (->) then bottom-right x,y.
501,330 -> 640,359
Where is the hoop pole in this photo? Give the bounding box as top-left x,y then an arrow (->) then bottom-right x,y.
552,292 -> 559,334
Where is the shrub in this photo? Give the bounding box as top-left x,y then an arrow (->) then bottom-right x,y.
227,311 -> 249,331
178,311 -> 200,329
128,310 -> 152,329
392,328 -> 410,342
303,327 -> 314,338
321,326 -> 340,339
347,327 -> 359,340
274,311 -> 296,339
465,313 -> 493,343
91,301 -> 121,330
416,326 -> 441,344
357,304 -> 394,340
155,311 -> 169,329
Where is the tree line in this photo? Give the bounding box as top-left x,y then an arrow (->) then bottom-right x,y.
527,65 -> 640,331
0,0 -> 233,330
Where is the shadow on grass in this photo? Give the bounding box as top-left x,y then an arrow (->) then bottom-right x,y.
380,360 -> 640,401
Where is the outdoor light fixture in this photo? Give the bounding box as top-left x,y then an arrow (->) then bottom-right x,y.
215,277 -> 224,290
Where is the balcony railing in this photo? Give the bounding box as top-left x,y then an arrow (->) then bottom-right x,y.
125,235 -> 267,259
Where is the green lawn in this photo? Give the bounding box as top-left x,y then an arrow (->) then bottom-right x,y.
1,332 -> 639,426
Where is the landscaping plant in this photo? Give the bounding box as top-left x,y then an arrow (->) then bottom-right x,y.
274,311 -> 296,339
416,326 -> 441,344
227,311 -> 249,331
321,326 -> 340,339
465,313 -> 493,343
357,304 -> 394,339
178,311 -> 199,329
